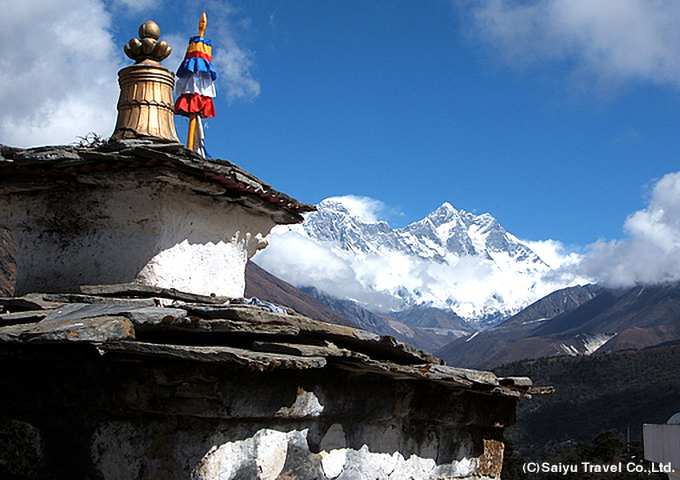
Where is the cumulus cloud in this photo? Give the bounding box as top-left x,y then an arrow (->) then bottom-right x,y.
522,238 -> 582,269
0,0 -> 121,147
461,0 -> 680,89
254,226 -> 403,310
200,0 -> 261,102
580,171 -> 680,287
257,223 -> 580,320
260,179 -> 680,314
322,195 -> 389,223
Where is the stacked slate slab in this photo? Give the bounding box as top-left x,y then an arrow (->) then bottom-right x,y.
0,283 -> 540,479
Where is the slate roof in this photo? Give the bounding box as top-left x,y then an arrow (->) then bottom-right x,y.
0,139 -> 315,223
0,284 -> 545,399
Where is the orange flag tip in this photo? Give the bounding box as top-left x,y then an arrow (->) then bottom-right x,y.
199,12 -> 207,37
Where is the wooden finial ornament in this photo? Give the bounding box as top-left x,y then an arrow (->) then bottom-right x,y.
112,20 -> 179,142
199,12 -> 208,38
124,20 -> 172,65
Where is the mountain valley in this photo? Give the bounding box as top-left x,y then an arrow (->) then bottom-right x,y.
437,282 -> 680,369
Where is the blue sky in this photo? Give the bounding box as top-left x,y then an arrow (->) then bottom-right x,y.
3,0 -> 680,252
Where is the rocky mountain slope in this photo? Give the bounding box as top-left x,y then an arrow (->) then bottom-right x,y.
299,286 -> 453,353
244,261 -> 356,328
496,341 -> 680,460
437,283 -> 680,369
256,198 -> 580,329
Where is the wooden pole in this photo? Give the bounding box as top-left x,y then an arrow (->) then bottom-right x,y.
187,114 -> 197,150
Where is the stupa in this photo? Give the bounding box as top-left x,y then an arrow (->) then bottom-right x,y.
0,21 -> 313,299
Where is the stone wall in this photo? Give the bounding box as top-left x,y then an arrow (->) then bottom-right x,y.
0,343 -> 510,479
0,286 -> 530,479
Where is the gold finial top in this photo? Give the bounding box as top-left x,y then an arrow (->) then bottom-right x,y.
199,12 -> 208,37
124,20 -> 172,65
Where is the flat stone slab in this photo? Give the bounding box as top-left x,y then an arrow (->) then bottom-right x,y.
42,294 -> 157,307
170,306 -> 441,366
0,285 -> 536,399
252,341 -> 370,362
0,293 -> 66,311
80,283 -> 230,305
332,359 -> 501,391
0,323 -> 35,342
97,341 -> 327,370
499,376 -> 533,387
42,303 -> 186,330
0,310 -> 48,326
20,316 -> 135,343
163,318 -> 301,337
0,143 -> 315,220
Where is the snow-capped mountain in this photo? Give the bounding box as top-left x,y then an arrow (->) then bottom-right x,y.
306,199 -> 544,268
255,197 -> 581,328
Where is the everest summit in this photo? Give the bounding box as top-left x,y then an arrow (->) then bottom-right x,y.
254,196 -> 583,329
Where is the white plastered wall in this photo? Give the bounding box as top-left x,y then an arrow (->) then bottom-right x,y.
0,175 -> 276,297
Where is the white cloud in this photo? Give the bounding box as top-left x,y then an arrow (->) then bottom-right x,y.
260,177 -> 680,315
0,0 -> 121,147
111,0 -> 160,13
461,0 -> 680,89
213,43 -> 261,102
0,0 -> 261,148
162,0 -> 261,102
580,171 -> 680,287
522,238 -> 582,269
202,0 -> 261,102
254,226 -> 402,310
322,195 -> 389,223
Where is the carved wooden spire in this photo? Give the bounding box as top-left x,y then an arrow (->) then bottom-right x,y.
111,21 -> 179,142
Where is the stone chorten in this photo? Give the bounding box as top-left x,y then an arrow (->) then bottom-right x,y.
0,21 -> 314,298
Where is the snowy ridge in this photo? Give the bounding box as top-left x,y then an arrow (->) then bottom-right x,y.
256,197 -> 581,328
558,333 -> 617,356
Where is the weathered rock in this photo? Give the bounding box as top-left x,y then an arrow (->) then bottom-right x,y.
0,310 -> 47,326
0,419 -> 45,478
0,322 -> 35,342
252,341 -> 370,361
160,318 -> 301,337
0,293 -> 65,311
96,341 -> 327,370
0,341 -> 519,478
40,302 -> 187,331
12,146 -> 81,165
42,293 -> 157,307
80,283 -> 230,304
499,376 -> 533,388
21,315 -> 135,343
122,307 -> 188,329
